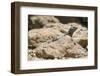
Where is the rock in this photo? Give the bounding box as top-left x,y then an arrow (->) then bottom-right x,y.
28,16 -> 60,30
44,23 -> 84,36
28,15 -> 88,60
44,23 -> 71,34
28,22 -> 82,49
66,22 -> 82,28
28,49 -> 36,60
72,27 -> 88,48
28,28 -> 64,49
30,35 -> 87,59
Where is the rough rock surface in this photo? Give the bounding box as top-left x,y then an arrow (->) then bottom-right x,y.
28,35 -> 87,60
28,16 -> 60,30
28,16 -> 88,60
28,28 -> 64,48
44,23 -> 71,34
44,23 -> 83,36
72,27 -> 88,48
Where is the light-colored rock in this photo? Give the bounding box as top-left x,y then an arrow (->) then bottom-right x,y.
30,35 -> 87,59
28,28 -> 64,48
66,22 -> 82,28
44,23 -> 71,34
29,16 -> 60,30
44,23 -> 83,36
72,27 -> 88,48
28,16 -> 88,60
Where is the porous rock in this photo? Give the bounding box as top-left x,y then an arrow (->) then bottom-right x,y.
30,35 -> 87,59
28,28 -> 64,49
